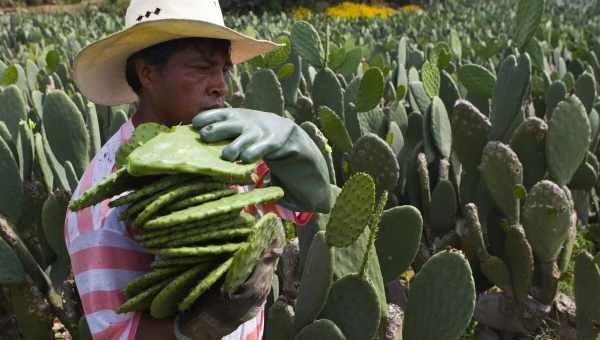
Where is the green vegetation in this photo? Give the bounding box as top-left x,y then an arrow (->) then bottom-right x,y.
1,0 -> 600,339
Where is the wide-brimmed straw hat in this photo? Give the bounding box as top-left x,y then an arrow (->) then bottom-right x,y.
73,0 -> 280,105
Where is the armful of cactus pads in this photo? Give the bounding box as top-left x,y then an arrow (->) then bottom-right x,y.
193,108 -> 333,213
175,229 -> 284,340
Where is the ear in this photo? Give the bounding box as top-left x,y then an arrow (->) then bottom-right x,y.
135,58 -> 156,92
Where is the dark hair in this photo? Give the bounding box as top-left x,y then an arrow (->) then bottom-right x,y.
125,37 -> 232,95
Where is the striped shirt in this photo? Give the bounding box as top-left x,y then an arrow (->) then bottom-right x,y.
65,119 -> 311,340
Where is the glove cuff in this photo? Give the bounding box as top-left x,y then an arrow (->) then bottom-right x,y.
174,314 -> 193,340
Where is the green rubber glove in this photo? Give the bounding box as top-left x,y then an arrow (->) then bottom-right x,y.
192,108 -> 332,213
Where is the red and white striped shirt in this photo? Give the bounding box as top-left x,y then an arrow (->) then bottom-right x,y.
65,120 -> 311,340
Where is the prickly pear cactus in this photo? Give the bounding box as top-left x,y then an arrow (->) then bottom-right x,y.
509,117 -> 547,189
451,100 -> 491,171
319,274 -> 381,340
574,251 -> 600,340
546,95 -> 591,185
325,172 -> 375,247
479,141 -> 523,223
295,319 -> 346,340
290,21 -> 324,68
490,54 -> 531,142
294,231 -> 334,331
348,133 -> 399,195
43,90 -> 90,176
375,205 -> 423,283
126,125 -> 258,181
403,250 -> 476,340
313,68 -> 344,119
245,68 -> 285,116
522,180 -> 572,263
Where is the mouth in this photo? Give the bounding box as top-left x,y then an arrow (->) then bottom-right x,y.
201,103 -> 225,111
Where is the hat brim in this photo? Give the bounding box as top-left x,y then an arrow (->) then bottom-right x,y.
73,19 -> 281,105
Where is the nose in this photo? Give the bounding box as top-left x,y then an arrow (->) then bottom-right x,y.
207,69 -> 227,98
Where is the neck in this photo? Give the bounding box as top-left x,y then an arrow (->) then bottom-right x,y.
131,96 -> 165,127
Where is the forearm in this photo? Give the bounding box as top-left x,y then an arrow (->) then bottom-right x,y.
135,314 -> 177,340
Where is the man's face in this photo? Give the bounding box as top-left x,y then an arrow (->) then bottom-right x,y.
146,45 -> 230,126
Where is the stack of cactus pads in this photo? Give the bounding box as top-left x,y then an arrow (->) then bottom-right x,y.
69,123 -> 286,319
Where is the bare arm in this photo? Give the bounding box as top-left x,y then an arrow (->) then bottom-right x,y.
135,314 -> 177,340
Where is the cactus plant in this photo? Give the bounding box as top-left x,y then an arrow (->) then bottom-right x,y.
245,68 -> 285,116
403,250 -> 476,340
546,95 -> 591,185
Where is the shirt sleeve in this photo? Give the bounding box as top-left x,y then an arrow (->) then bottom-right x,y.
66,204 -> 154,340
250,161 -> 314,225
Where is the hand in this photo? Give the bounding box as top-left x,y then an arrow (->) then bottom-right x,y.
176,230 -> 285,340
192,108 -> 332,213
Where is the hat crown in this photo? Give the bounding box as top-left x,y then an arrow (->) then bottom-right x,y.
125,0 -> 225,28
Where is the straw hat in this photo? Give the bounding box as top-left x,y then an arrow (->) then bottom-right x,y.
73,0 -> 280,105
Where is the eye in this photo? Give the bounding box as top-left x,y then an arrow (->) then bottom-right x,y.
191,64 -> 211,71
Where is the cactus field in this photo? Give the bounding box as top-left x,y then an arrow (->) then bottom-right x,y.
1,0 -> 600,339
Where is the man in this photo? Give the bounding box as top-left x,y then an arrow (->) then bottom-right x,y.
66,0 -> 332,339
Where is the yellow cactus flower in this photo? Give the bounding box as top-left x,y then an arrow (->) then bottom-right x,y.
325,2 -> 397,19
292,6 -> 313,20
400,4 -> 424,13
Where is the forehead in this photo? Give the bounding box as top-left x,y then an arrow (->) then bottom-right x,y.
170,41 -> 231,65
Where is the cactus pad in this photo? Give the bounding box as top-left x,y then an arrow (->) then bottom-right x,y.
124,267 -> 184,298
295,319 -> 346,340
349,134 -> 399,195
294,231 -> 334,331
157,243 -> 247,258
505,224 -> 533,303
403,250 -> 476,340
179,257 -> 234,311
144,187 -> 283,229
223,213 -> 281,293
574,72 -> 596,114
116,122 -> 169,168
320,274 -> 381,340
150,262 -> 218,318
490,54 -> 531,142
480,255 -> 511,292
313,68 -> 344,119
264,300 -> 295,340
126,125 -> 257,182
43,90 -> 90,176
375,205 -> 423,283
290,21 -> 324,68
522,180 -> 572,263
163,228 -> 253,248
546,95 -> 591,185
318,106 -> 352,154
357,68 -> 385,112
451,100 -> 491,170
421,60 -> 441,98
138,213 -> 253,245
430,179 -> 457,237
574,252 -> 600,340
68,168 -> 137,211
545,81 -> 567,118
0,237 -> 25,284
0,135 -> 23,224
132,181 -> 226,227
509,117 -> 548,189
110,174 -> 193,208
457,64 -> 496,99
118,279 -> 170,314
165,188 -> 237,212
429,96 -> 452,158
480,142 -> 523,223
325,173 -> 375,247
245,69 -> 285,116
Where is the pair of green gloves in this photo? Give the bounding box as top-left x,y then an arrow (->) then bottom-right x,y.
174,108 -> 332,339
